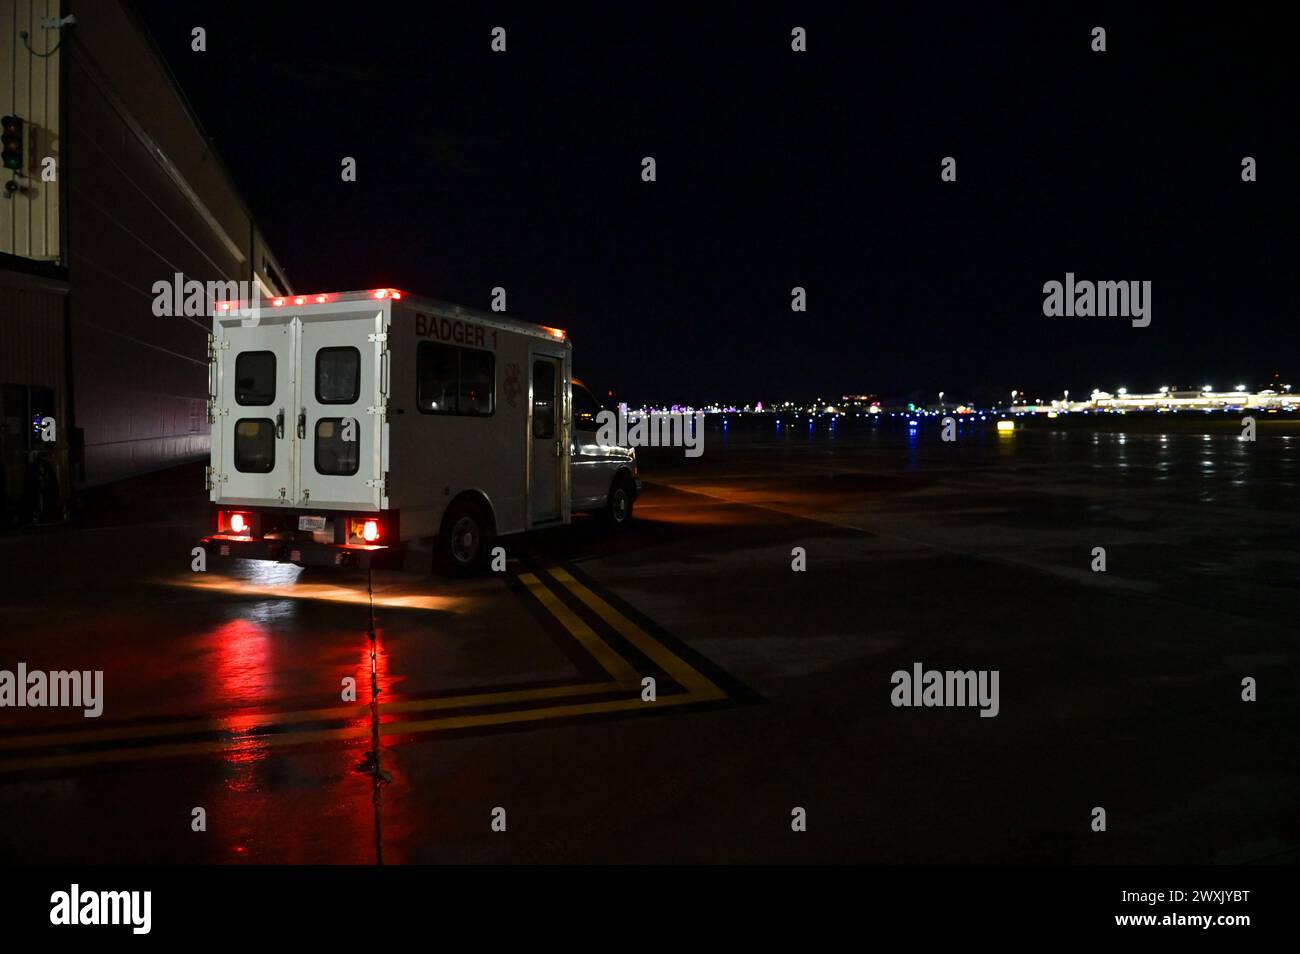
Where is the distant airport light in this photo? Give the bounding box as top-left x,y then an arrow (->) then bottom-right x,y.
996,420 -> 1015,432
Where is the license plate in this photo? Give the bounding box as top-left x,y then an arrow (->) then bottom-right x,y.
298,515 -> 326,532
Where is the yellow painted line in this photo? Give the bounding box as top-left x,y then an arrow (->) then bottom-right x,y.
516,572 -> 642,687
0,688 -> 698,773
547,567 -> 725,701
0,681 -> 620,752
0,568 -> 724,773
0,724 -> 373,773
382,690 -> 699,737
2,565 -> 647,752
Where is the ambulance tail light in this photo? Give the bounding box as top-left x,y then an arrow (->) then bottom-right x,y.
218,510 -> 254,535
348,516 -> 385,545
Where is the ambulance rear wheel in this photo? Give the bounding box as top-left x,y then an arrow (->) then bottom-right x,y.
436,500 -> 493,576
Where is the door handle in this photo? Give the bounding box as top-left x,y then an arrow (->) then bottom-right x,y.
276,408 -> 284,439
297,408 -> 306,440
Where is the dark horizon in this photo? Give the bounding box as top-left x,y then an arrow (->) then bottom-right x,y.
133,4 -> 1299,405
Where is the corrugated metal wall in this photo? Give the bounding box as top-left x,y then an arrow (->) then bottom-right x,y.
63,1 -> 297,485
0,0 -> 62,262
67,35 -> 231,483
0,279 -> 65,420
1,1 -> 291,489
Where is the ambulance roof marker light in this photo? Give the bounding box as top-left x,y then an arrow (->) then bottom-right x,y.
294,296 -> 305,305
372,289 -> 388,299
273,298 -> 284,307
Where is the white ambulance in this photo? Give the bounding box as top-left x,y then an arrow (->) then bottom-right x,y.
200,288 -> 639,573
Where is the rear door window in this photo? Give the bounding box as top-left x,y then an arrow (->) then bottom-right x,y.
315,418 -> 359,475
235,351 -> 276,406
234,419 -> 275,472
316,347 -> 360,404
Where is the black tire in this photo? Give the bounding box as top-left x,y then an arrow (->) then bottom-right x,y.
435,499 -> 494,575
599,475 -> 635,531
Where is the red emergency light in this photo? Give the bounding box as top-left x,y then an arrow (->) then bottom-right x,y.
215,290 -> 400,313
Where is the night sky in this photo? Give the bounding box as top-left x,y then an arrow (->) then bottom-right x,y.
132,4 -> 1298,405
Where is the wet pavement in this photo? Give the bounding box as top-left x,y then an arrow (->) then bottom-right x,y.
1,417 -> 1297,863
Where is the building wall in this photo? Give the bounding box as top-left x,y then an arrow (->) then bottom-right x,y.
0,0 -> 62,262
0,274 -> 66,417
0,0 -> 290,488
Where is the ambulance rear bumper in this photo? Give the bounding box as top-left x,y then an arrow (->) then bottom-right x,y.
200,534 -> 396,569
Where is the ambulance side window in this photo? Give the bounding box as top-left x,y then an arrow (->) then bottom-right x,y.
417,342 -> 495,416
235,351 -> 276,406
459,349 -> 495,415
417,343 -> 458,413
